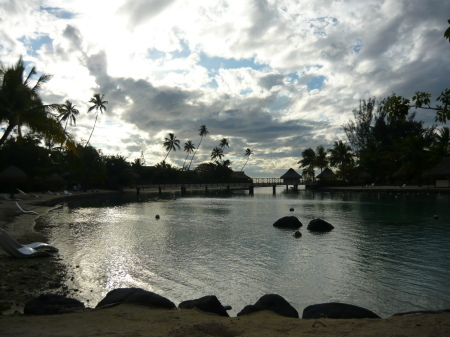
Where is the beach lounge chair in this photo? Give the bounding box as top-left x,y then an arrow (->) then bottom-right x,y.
0,229 -> 53,258
64,190 -> 72,195
17,189 -> 41,198
1,229 -> 58,251
2,194 -> 20,201
15,202 -> 38,215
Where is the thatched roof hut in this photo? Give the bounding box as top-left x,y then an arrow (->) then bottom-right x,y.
426,157 -> 450,178
231,171 -> 252,183
280,168 -> 301,185
316,167 -> 336,181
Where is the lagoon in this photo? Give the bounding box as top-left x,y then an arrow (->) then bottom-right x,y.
41,187 -> 450,317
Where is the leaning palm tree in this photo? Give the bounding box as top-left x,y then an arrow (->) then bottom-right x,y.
241,148 -> 253,171
58,100 -> 79,132
187,124 -> 209,170
211,147 -> 224,162
163,133 -> 180,162
85,93 -> 108,147
0,57 -> 73,149
182,140 -> 195,170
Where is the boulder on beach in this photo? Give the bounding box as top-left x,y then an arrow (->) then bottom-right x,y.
302,302 -> 380,319
96,288 -> 176,309
307,218 -> 334,232
237,294 -> 299,318
179,295 -> 229,317
24,294 -> 85,315
273,216 -> 303,229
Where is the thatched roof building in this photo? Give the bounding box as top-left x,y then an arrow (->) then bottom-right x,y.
231,171 -> 252,183
280,168 -> 301,185
316,167 -> 336,181
427,157 -> 450,178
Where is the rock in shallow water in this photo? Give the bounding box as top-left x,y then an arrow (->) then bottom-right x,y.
302,302 -> 380,319
179,295 -> 229,317
96,288 -> 175,309
237,294 -> 299,318
273,216 -> 303,229
307,218 -> 334,232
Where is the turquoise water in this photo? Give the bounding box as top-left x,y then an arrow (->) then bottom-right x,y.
42,188 -> 450,317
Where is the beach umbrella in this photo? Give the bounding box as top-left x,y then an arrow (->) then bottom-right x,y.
46,173 -> 65,190
0,165 -> 28,198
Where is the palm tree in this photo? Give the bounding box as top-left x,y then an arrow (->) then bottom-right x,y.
182,140 -> 195,170
241,148 -> 253,171
298,148 -> 317,180
328,140 -> 354,179
58,100 -> 79,132
219,138 -> 229,150
211,147 -> 224,162
0,57 -> 71,148
434,126 -> 450,157
187,124 -> 209,170
85,93 -> 108,147
163,133 -> 180,162
315,145 -> 329,173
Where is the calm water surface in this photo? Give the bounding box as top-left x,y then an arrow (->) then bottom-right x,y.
42,188 -> 450,317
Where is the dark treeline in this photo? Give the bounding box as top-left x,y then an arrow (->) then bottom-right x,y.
298,96 -> 450,186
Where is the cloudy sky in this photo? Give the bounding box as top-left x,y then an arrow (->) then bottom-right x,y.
1,0 -> 449,177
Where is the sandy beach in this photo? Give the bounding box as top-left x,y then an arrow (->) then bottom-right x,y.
1,188 -> 449,336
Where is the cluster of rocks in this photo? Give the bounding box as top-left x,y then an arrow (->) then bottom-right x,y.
23,287 -> 381,320
273,216 -> 334,238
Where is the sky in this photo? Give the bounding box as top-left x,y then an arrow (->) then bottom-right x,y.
1,0 -> 449,177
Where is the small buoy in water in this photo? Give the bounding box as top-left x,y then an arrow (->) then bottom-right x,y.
290,207 -> 294,212
155,215 -> 160,219
293,230 -> 302,238
433,215 -> 439,220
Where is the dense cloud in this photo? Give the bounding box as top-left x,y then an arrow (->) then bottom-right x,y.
1,0 -> 449,176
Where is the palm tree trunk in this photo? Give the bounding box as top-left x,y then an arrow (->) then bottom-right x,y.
163,149 -> 171,162
0,123 -> 17,147
187,137 -> 203,170
85,112 -> 98,147
182,153 -> 190,170
241,157 -> 249,171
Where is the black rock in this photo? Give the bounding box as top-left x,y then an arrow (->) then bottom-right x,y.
307,218 -> 334,232
237,294 -> 299,318
24,294 -> 85,315
302,302 -> 380,319
179,295 -> 229,317
96,288 -> 176,309
273,216 -> 303,229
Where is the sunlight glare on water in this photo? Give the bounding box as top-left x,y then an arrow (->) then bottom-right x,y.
42,188 -> 450,317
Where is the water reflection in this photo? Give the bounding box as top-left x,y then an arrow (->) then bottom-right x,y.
43,188 -> 450,317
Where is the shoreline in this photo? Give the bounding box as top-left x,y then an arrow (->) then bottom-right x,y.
1,188 -> 450,336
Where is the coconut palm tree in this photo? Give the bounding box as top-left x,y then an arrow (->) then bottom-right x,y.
298,148 -> 317,179
182,140 -> 195,170
85,93 -> 108,147
434,126 -> 450,157
241,148 -> 253,171
315,145 -> 329,173
211,147 -> 224,162
0,57 -> 71,148
163,133 -> 180,162
328,140 -> 354,179
58,100 -> 79,132
219,138 -> 229,150
187,124 -> 209,170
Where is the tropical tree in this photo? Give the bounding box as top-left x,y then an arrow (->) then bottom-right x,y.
219,138 -> 229,150
187,124 -> 209,170
328,140 -> 354,179
58,100 -> 79,132
210,147 -> 224,162
315,145 -> 329,173
433,126 -> 450,157
162,133 -> 180,162
298,148 -> 317,180
241,148 -> 253,171
182,140 -> 195,170
0,57 -> 71,148
85,93 -> 108,147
